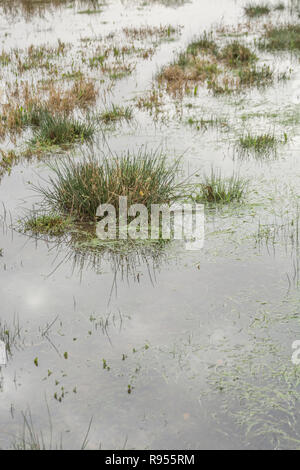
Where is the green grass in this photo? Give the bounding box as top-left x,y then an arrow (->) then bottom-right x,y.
34,150 -> 184,221
221,41 -> 257,67
99,105 -> 133,124
259,24 -> 300,51
0,105 -> 47,131
244,3 -> 271,18
23,213 -> 73,236
193,168 -> 248,203
20,106 -> 51,128
12,106 -> 95,149
29,113 -> 95,149
186,32 -> 218,56
0,50 -> 10,66
0,149 -> 19,177
237,64 -> 274,87
187,116 -> 228,131
238,133 -> 282,156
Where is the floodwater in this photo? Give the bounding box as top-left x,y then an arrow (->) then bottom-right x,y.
0,0 -> 300,449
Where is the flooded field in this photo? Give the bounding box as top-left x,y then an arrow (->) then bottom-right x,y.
1,0 -> 300,450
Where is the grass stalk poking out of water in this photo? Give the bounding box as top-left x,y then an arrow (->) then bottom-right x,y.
244,3 -> 271,18
192,168 -> 248,203
99,105 -> 133,124
0,318 -> 21,357
238,132 -> 287,158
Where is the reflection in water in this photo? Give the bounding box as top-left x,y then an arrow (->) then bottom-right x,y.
20,222 -> 179,301
55,234 -> 174,301
0,0 -> 192,21
4,202 -> 179,300
71,242 -> 168,281
0,0 -> 100,19
89,310 -> 131,345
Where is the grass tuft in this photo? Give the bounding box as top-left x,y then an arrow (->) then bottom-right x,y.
193,168 -> 248,203
237,64 -> 274,86
244,3 -> 271,18
259,24 -> 300,51
186,32 -> 218,57
238,132 -> 287,157
187,116 -> 228,131
29,113 -> 95,149
99,105 -> 133,124
220,41 -> 257,67
34,150 -> 184,221
159,33 -> 274,95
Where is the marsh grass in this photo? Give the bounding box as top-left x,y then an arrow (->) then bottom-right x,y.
0,0 -> 71,17
28,113 -> 95,150
193,168 -> 248,203
244,3 -> 271,18
259,24 -> 300,51
237,64 -> 274,86
158,32 -> 221,95
244,1 -> 285,19
238,132 -> 287,157
0,79 -> 98,138
0,0 -> 102,18
123,25 -> 178,41
16,41 -> 67,73
0,50 -> 10,66
0,149 -> 19,177
99,105 -> 133,124
22,213 -> 74,237
186,32 -> 218,56
254,208 -> 300,249
187,116 -> 228,131
136,88 -> 163,114
159,33 -> 276,96
87,44 -> 140,79
34,150 -> 184,221
220,41 -> 257,67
